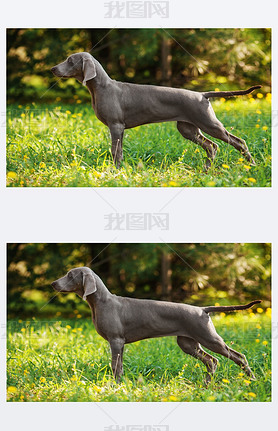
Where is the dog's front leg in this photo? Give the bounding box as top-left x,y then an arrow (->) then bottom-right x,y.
109,338 -> 125,382
109,124 -> 125,168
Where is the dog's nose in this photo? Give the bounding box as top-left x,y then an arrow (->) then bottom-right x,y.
51,67 -> 56,73
51,281 -> 56,288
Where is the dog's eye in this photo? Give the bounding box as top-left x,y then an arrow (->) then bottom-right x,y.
68,272 -> 73,279
68,57 -> 73,65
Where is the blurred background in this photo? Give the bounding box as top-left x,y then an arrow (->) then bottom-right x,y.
7,28 -> 271,103
7,243 -> 271,318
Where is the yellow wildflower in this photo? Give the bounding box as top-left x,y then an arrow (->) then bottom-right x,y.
66,110 -> 71,115
7,171 -> 17,179
40,377 -> 46,383
255,339 -> 260,343
262,126 -> 268,131
66,325 -> 71,329
256,93 -> 263,99
243,165 -> 251,170
248,392 -> 256,398
222,379 -> 230,384
248,178 -> 256,183
169,395 -> 178,401
244,380 -> 251,385
256,110 -> 262,114
70,375 -> 78,382
266,93 -> 271,102
207,181 -> 216,187
40,162 -> 46,169
169,181 -> 177,186
262,340 -> 268,345
7,386 -> 17,393
256,307 -> 263,313
255,124 -> 260,128
93,385 -> 102,392
207,395 -> 216,401
222,164 -> 229,169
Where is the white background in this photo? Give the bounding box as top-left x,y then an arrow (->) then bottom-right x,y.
0,1 -> 277,430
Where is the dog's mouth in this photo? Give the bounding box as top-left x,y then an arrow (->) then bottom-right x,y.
50,67 -> 65,77
51,281 -> 60,291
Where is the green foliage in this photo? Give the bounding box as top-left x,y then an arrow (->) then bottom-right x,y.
6,98 -> 271,187
7,243 -> 271,318
7,313 -> 271,402
7,29 -> 271,102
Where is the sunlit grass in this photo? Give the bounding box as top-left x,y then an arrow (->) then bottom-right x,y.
6,96 -> 271,187
7,310 -> 271,401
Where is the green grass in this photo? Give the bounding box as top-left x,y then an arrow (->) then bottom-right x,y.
7,311 -> 271,401
6,96 -> 271,187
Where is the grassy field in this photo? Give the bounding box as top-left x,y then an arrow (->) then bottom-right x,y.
7,309 -> 271,402
6,95 -> 271,187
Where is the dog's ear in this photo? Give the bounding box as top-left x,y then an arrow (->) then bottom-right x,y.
82,271 -> 97,300
82,57 -> 96,85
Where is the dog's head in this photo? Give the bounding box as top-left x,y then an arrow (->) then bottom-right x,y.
51,266 -> 97,300
51,52 -> 97,85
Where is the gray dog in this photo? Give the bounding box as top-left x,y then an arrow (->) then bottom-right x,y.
52,266 -> 261,384
51,52 -> 261,169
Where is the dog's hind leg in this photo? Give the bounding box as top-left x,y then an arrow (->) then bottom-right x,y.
199,333 -> 255,379
177,121 -> 218,170
177,336 -> 219,384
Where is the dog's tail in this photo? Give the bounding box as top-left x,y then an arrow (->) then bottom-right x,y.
203,300 -> 261,314
203,85 -> 262,99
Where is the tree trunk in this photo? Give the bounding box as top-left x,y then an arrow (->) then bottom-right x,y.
161,36 -> 172,85
161,250 -> 172,298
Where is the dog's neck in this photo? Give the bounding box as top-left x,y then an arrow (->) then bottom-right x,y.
86,276 -> 112,307
86,279 -> 113,330
86,60 -> 111,93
